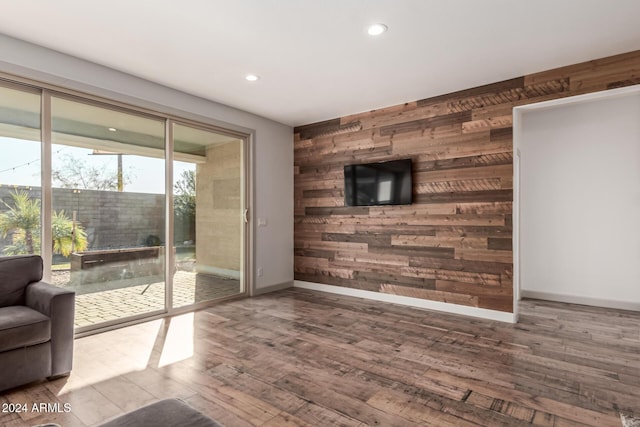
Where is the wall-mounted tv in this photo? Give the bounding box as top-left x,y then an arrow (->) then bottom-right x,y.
344,158 -> 413,206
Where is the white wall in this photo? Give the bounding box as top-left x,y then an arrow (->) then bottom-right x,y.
0,34 -> 294,292
517,89 -> 640,310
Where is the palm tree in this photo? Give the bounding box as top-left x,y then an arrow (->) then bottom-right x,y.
0,190 -> 40,254
0,190 -> 88,256
52,210 -> 88,256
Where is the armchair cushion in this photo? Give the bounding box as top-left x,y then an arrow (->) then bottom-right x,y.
0,306 -> 50,352
0,255 -> 43,307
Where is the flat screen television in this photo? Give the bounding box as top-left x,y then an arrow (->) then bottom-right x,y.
344,158 -> 413,206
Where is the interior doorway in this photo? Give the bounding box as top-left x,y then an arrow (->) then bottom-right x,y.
513,85 -> 640,315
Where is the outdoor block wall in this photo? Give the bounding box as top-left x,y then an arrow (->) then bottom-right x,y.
0,186 -> 165,251
293,50 -> 640,313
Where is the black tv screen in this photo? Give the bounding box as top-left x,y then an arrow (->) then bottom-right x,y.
344,159 -> 413,206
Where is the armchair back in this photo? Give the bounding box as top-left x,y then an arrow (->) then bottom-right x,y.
0,255 -> 44,307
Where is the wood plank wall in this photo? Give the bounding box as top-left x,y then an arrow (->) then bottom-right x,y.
293,50 -> 640,313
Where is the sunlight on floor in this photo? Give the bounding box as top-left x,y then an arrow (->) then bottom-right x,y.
48,311 -> 196,399
158,313 -> 195,368
56,319 -> 163,395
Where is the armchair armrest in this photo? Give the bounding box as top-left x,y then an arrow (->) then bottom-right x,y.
25,281 -> 75,376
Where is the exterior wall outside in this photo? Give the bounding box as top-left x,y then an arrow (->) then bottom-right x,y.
0,186 -> 164,251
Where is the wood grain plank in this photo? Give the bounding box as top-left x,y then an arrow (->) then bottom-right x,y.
413,189 -> 512,205
415,163 -> 512,184
400,266 -> 502,286
380,284 -> 481,306
414,152 -> 513,173
462,115 -> 513,134
391,235 -> 488,249
295,119 -> 362,140
455,248 -> 513,263
379,111 -> 472,136
417,77 -> 525,107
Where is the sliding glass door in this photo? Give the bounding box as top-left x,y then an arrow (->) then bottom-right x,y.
51,96 -> 166,328
0,79 -> 250,332
172,123 -> 246,308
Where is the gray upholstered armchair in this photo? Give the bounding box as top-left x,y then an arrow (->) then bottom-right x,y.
0,255 -> 75,392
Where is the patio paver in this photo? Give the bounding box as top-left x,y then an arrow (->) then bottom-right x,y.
55,270 -> 241,328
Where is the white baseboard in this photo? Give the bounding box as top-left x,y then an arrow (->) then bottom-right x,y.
197,265 -> 240,280
294,280 -> 516,323
521,290 -> 640,312
253,280 -> 293,296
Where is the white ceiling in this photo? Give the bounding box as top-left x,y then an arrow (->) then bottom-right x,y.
0,0 -> 639,127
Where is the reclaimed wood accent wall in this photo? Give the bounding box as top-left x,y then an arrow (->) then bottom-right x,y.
293,50 -> 640,313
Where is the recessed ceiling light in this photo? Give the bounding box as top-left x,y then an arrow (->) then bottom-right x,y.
245,74 -> 260,82
367,23 -> 388,36
108,127 -> 117,132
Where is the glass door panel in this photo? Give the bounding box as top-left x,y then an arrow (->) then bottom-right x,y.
50,96 -> 166,328
0,85 -> 41,257
172,123 -> 244,308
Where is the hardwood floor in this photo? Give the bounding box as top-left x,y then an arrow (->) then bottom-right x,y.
1,288 -> 638,426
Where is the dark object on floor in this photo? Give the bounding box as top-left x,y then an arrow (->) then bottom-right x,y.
0,255 -> 75,392
97,398 -> 222,427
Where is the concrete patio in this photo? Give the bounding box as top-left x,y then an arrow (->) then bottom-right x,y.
53,270 -> 241,328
